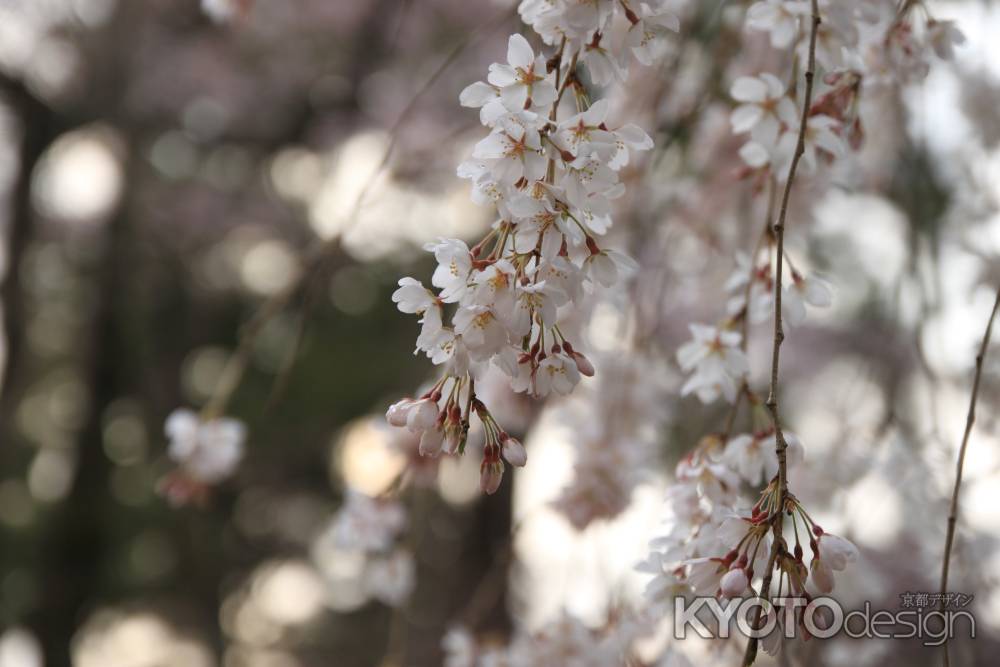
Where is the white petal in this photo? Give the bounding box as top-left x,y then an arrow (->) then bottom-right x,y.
772,17 -> 798,49
616,123 -> 654,149
459,81 -> 496,108
731,104 -> 764,134
507,33 -> 534,69
804,277 -> 832,307
759,72 -> 785,98
165,409 -> 199,443
782,288 -> 807,326
739,141 -> 770,167
487,63 -> 517,88
731,76 -> 767,103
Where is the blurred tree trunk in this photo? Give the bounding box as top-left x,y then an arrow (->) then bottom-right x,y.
400,482 -> 513,666
0,77 -> 57,427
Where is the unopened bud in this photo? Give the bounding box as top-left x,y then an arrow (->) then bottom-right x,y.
501,435 -> 527,467
419,427 -> 444,457
571,351 -> 595,377
385,399 -> 413,427
720,567 -> 749,598
480,460 -> 504,495
406,398 -> 439,432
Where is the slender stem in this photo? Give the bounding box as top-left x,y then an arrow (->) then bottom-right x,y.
742,2 -> 821,665
938,287 -> 1000,667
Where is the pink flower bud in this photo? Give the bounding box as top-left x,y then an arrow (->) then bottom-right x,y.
501,435 -> 527,467
442,423 -> 462,455
720,566 -> 749,598
816,533 -> 858,574
385,399 -> 413,427
810,558 -> 834,594
480,460 -> 503,495
406,398 -> 439,432
418,427 -> 444,457
571,352 -> 595,377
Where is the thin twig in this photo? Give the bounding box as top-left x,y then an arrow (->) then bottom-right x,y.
742,2 -> 821,665
938,287 -> 1000,667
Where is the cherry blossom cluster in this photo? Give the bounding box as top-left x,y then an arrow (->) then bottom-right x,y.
638,0 -> 966,659
735,0 -> 965,175
639,433 -> 858,656
312,491 -> 415,608
387,1 -> 681,494
676,0 -> 966,412
157,408 -> 246,506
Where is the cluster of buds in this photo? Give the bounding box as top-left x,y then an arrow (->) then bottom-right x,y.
386,380 -> 466,457
386,384 -> 527,495
475,399 -> 527,495
686,511 -> 774,600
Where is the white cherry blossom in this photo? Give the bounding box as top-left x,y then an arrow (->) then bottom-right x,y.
810,531 -> 859,593
746,0 -> 810,49
724,430 -> 804,486
683,556 -> 727,595
425,238 -> 473,303
472,116 -> 547,186
164,408 -> 245,485
627,3 -> 681,66
453,305 -> 509,360
782,272 -> 833,326
676,324 -> 749,404
775,113 -> 843,173
927,20 -> 966,61
459,81 -> 508,126
535,350 -> 582,396
581,38 -> 623,86
584,247 -> 638,287
730,73 -> 798,149
487,34 -> 557,112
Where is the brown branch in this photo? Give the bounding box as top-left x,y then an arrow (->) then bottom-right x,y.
938,286 -> 1000,667
742,1 -> 821,665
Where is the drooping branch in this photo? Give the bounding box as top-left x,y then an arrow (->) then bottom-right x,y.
742,1 -> 821,664
938,286 -> 1000,667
